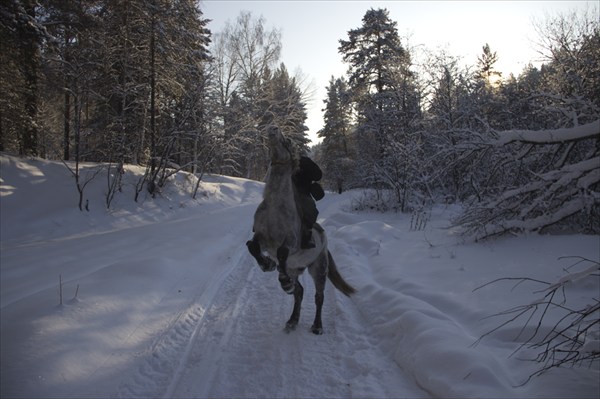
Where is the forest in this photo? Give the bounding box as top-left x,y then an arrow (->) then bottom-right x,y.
1,1 -> 599,240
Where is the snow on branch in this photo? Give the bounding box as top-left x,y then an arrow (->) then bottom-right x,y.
453,116 -> 600,240
493,120 -> 600,146
457,153 -> 599,240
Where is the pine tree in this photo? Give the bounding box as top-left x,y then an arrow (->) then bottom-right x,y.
38,0 -> 103,160
318,76 -> 354,193
476,43 -> 502,86
474,43 -> 508,130
338,8 -> 407,94
259,64 -> 310,152
338,8 -> 421,210
0,0 -> 46,155
339,7 -> 406,166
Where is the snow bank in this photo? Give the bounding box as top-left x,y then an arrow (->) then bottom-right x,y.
328,218 -> 512,397
0,154 -> 262,246
322,202 -> 599,398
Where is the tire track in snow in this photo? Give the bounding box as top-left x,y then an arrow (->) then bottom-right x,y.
168,250 -> 427,398
113,204 -> 427,398
166,250 -> 259,398
114,240 -> 253,399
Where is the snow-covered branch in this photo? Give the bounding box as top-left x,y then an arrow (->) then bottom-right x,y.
456,122 -> 599,240
494,120 -> 599,146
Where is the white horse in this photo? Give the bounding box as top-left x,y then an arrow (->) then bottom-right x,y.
246,126 -> 355,334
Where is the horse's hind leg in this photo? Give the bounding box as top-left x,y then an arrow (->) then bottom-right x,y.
277,245 -> 295,294
310,253 -> 328,335
285,279 -> 304,332
246,234 -> 276,272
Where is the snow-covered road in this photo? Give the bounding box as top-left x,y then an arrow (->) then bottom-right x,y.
1,200 -> 426,398
154,224 -> 425,399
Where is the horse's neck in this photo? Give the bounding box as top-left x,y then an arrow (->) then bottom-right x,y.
260,163 -> 302,252
265,165 -> 292,191
264,165 -> 295,202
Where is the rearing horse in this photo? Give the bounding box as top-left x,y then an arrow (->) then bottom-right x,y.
246,125 -> 356,334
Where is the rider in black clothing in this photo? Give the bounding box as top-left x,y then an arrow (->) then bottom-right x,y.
293,156 -> 325,249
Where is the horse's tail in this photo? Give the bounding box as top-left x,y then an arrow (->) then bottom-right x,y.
327,251 -> 356,297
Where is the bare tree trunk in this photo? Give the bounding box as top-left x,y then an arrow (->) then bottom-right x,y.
149,11 -> 157,179
63,29 -> 71,160
63,89 -> 70,160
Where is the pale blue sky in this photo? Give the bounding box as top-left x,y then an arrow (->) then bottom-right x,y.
202,1 -> 596,144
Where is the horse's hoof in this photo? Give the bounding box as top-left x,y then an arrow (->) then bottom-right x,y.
260,259 -> 277,272
278,275 -> 295,294
285,321 -> 298,333
281,283 -> 294,294
311,326 -> 323,335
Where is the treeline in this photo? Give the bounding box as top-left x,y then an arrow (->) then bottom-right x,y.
315,8 -> 599,238
1,1 -> 308,190
2,2 -> 599,237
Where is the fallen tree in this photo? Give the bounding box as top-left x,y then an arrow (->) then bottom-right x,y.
456,120 -> 600,240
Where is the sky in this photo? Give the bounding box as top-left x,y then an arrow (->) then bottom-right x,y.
201,1 -> 597,145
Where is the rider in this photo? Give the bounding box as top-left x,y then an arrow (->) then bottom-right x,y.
293,156 -> 325,249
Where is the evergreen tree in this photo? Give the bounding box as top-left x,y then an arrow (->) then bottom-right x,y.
474,43 -> 508,130
0,0 -> 46,155
476,43 -> 502,86
318,76 -> 354,193
38,0 -> 102,160
500,64 -> 545,131
259,64 -> 310,152
338,7 -> 406,163
338,8 -> 421,210
338,8 -> 408,94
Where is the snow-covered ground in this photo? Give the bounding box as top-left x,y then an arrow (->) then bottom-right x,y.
1,154 -> 598,398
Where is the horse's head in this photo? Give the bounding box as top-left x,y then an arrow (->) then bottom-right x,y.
266,125 -> 296,166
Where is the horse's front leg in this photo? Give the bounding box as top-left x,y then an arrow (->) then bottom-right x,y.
246,234 -> 276,272
310,252 -> 328,335
285,279 -> 304,332
276,245 -> 295,294
311,290 -> 324,335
